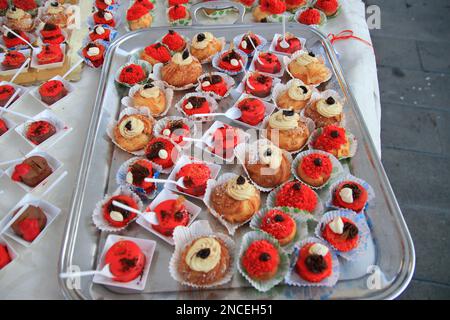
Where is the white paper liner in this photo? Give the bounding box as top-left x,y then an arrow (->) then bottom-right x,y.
189,36 -> 226,64
114,60 -> 153,89
266,179 -> 324,217
203,172 -> 259,235
249,50 -> 285,78
291,149 -> 344,190
87,24 -> 118,43
285,237 -> 339,287
301,89 -> 346,128
87,9 -> 122,29
307,127 -> 358,160
283,49 -> 333,87
268,33 -> 307,56
166,5 -> 192,26
250,207 -> 311,254
78,39 -> 110,69
271,79 -> 317,111
234,140 -> 293,193
121,82 -> 173,118
0,49 -> 32,76
168,220 -> 236,288
237,230 -> 289,292
29,75 -> 75,109
294,6 -> 327,28
153,116 -> 197,149
235,72 -> 281,101
229,94 -> 277,129
314,210 -> 371,261
232,32 -> 268,57
106,107 -> 155,156
30,43 -> 66,70
325,174 -> 376,214
211,48 -> 248,76
195,72 -> 236,100
152,62 -> 200,91
92,186 -> 144,233
311,0 -> 342,18
174,92 -> 219,120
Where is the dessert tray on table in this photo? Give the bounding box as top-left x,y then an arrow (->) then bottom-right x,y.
59,2 -> 414,300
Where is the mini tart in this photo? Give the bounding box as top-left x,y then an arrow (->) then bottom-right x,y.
304,96 -> 343,128
322,216 -> 359,252
140,42 -> 171,65
89,25 -> 111,42
37,44 -> 64,65
276,79 -> 312,111
12,205 -> 47,242
285,0 -> 308,12
168,4 -> 190,23
199,74 -> 228,97
274,181 -> 317,213
314,0 -> 339,16
211,125 -> 240,158
102,194 -> 138,228
298,7 -> 323,25
266,110 -> 310,152
12,156 -> 53,187
0,118 -> 9,136
162,30 -> 186,52
104,240 -> 146,282
2,50 -> 26,70
244,72 -> 273,98
2,29 -> 29,48
161,50 -> 203,88
332,181 -> 368,212
175,163 -> 211,196
260,209 -> 296,246
218,49 -> 244,73
254,52 -> 281,74
145,137 -> 177,169
297,153 -> 332,187
40,23 -> 65,45
0,244 -> 12,269
237,97 -> 266,126
190,32 -> 223,62
151,197 -> 190,237
82,42 -> 105,68
181,95 -> 210,116
127,3 -> 152,31
119,63 -> 146,85
25,120 -> 56,145
95,0 -> 116,11
238,32 -> 262,55
113,114 -> 154,152
38,80 -> 67,105
242,239 -> 280,280
312,125 -> 350,158
288,51 -> 331,86
126,159 -> 155,193
275,33 -> 302,54
93,10 -> 116,27
178,237 -> 231,286
295,242 -> 332,283
252,0 -> 286,22
0,84 -> 17,107
132,82 -> 166,116
160,119 -> 190,145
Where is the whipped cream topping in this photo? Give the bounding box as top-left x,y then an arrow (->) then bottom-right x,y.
162,128 -> 171,136
288,79 -> 311,101
139,86 -> 160,99
105,0 -> 113,5
158,149 -> 168,159
104,12 -> 113,21
109,211 -> 124,222
118,116 -> 145,138
126,171 -> 134,184
316,97 -> 343,118
172,51 -> 193,65
269,110 -> 300,130
185,237 -> 222,273
339,187 -> 354,203
329,217 -> 344,234
192,32 -> 214,50
95,26 -> 105,35
7,8 -> 26,20
295,52 -> 319,66
309,243 -> 329,256
202,81 -> 211,87
226,175 -> 256,201
248,140 -> 283,170
230,59 -> 239,66
87,46 -> 100,57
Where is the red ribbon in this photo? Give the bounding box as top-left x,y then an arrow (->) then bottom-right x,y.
327,30 -> 373,49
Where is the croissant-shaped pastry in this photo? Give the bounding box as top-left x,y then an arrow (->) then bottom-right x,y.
161,51 -> 203,88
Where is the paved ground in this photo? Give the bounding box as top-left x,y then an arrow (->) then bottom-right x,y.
363,0 -> 450,299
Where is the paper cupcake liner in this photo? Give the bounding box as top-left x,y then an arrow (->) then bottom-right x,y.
232,33 -> 268,57
92,186 -> 144,233
195,72 -> 236,100
237,231 -> 289,292
250,207 -> 311,254
78,39 -> 110,69
153,115 -> 197,149
325,174 -> 376,214
249,50 -> 286,78
311,0 -> 342,19
121,82 -> 173,118
266,179 -> 324,217
169,220 -> 236,288
291,149 -> 344,190
174,92 -> 219,120
285,237 -> 339,287
106,107 -> 155,156
230,94 -> 277,129
235,72 -> 281,102
307,127 -> 358,160
211,48 -> 248,76
301,89 -> 346,128
234,141 -> 293,193
203,172 -> 258,235
294,6 -> 328,28
151,62 -> 198,91
271,79 -> 318,111
114,60 -> 153,89
268,33 -> 307,56
314,209 -> 371,261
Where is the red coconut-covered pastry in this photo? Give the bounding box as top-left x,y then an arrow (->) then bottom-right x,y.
25,120 -> 56,145
218,49 -> 243,72
11,205 -> 47,242
296,242 -> 332,282
242,239 -> 280,280
244,72 -> 273,98
0,244 -> 12,269
118,64 -> 146,85
0,118 -> 9,136
175,162 -> 211,196
141,42 -> 171,65
168,0 -> 188,5
12,0 -> 38,12
127,3 -> 152,31
182,96 -> 210,116
275,33 -> 302,54
211,125 -> 240,158
238,33 -> 262,55
332,181 -> 368,212
160,119 -> 190,145
93,10 -> 116,27
162,30 -> 186,52
312,125 -> 350,158
0,84 -> 17,107
322,216 -> 359,252
151,197 -> 190,237
254,52 -> 281,74
314,0 -> 339,16
297,153 -> 333,187
168,4 -> 190,23
237,97 -> 265,126
200,74 -> 228,97
126,159 -> 155,194
2,30 -> 29,48
40,23 -> 65,45
95,0 -> 116,11
275,181 -> 318,213
89,25 -> 111,42
285,0 -> 307,11
298,8 -> 322,25
37,44 -> 64,65
2,50 -> 27,70
145,137 -> 177,169
260,0 -> 286,14
104,240 -> 146,282
38,79 -> 67,105
260,209 -> 296,246
82,42 -> 106,68
102,194 -> 138,228
12,156 -> 53,187
135,0 -> 154,10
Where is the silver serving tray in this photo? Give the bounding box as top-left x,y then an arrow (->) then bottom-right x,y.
58,4 -> 414,300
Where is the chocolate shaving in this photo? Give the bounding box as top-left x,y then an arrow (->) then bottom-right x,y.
129,163 -> 150,185
107,200 -> 131,219
119,257 -> 138,272
305,254 -> 328,274
186,96 -> 206,108
342,222 -> 358,240
146,141 -> 165,159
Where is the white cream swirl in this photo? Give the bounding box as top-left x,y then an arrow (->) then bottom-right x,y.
309,243 -> 329,256
185,238 -> 222,272
257,141 -> 283,170
287,79 -> 311,101
139,86 -> 160,99
118,116 -> 145,138
172,52 -> 193,65
316,98 -> 343,118
329,217 -> 344,234
268,110 -> 300,130
226,176 -> 256,201
191,32 -> 214,50
295,53 -> 319,66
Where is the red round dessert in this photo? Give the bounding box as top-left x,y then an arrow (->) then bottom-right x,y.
38,80 -> 67,105
13,0 -> 37,11
260,0 -> 286,14
332,181 -> 368,212
0,119 -> 8,136
89,25 -> 111,42
103,195 -> 138,228
314,0 -> 339,16
322,217 -> 359,252
238,33 -> 261,55
300,153 -> 332,180
40,23 -> 65,45
150,198 -> 190,237
119,64 -> 146,85
218,50 -> 243,72
275,35 -> 302,54
160,119 -> 190,145
127,159 -> 155,194
0,84 -> 17,107
237,97 -> 265,126
2,50 -> 26,70
25,120 -> 56,145
295,242 -> 332,282
95,0 -> 115,11
144,43 -> 171,64
168,4 -> 188,21
212,125 -> 240,158
104,240 -> 146,283
3,30 -> 29,48
244,72 -> 273,98
255,52 -> 281,74
127,3 -> 148,22
313,125 -> 347,153
200,74 -> 228,97
93,10 -> 116,27
37,44 -> 64,64
145,137 -> 177,169
168,0 -> 188,5
182,96 -> 210,116
260,209 -> 295,242
242,239 -> 280,280
82,43 -> 105,68
135,0 -> 154,10
162,30 -> 186,52
275,181 -> 318,213
298,8 -> 322,25
0,244 -> 12,270
175,163 -> 211,196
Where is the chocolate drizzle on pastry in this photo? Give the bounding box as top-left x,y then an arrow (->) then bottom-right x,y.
342,222 -> 358,240
168,119 -> 185,131
204,74 -> 222,84
305,254 -> 328,273
222,50 -> 240,62
146,141 -> 165,159
129,163 -> 149,185
186,96 -> 206,108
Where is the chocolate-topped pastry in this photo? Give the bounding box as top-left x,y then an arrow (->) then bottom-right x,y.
25,120 -> 57,145
186,96 -> 206,109
12,205 -> 47,242
11,156 -> 53,187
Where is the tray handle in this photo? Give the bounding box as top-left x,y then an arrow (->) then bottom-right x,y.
189,1 -> 245,26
